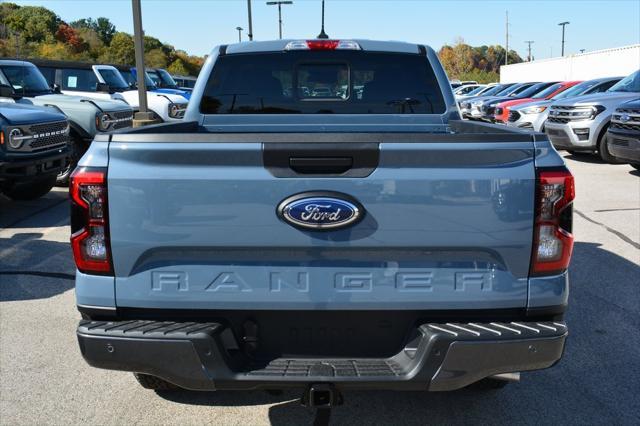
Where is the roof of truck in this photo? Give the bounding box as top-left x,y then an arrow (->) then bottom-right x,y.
223,39 -> 433,55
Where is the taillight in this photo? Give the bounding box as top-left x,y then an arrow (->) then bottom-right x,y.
284,40 -> 361,51
531,169 -> 575,276
70,167 -> 113,275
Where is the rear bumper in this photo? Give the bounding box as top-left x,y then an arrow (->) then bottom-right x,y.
77,319 -> 567,391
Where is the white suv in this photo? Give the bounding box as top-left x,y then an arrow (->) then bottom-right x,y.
545,70 -> 640,162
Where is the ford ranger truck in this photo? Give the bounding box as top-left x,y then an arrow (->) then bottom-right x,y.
73,40 -> 573,403
1,88 -> 69,200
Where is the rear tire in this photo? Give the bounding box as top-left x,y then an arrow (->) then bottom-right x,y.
133,373 -> 180,390
2,175 -> 56,201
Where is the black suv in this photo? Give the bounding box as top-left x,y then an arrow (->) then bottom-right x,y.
1,85 -> 69,200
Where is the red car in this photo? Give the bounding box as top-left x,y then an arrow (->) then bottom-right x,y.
494,81 -> 582,123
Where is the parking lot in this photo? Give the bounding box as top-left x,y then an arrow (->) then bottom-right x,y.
0,153 -> 638,425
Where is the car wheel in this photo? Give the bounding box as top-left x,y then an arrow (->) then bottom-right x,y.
133,373 -> 180,390
56,135 -> 86,186
597,129 -> 623,164
2,175 -> 56,201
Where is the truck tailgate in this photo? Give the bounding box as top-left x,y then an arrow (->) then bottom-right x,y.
107,135 -> 535,310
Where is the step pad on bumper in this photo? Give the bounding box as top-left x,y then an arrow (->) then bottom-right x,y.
77,320 -> 567,391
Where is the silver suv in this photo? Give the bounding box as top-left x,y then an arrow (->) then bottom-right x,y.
545,70 -> 640,162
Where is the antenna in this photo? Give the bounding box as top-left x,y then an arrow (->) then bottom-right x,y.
317,0 -> 329,39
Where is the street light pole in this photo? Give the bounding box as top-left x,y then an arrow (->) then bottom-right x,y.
236,26 -> 243,42
247,0 -> 253,41
266,1 -> 293,39
131,0 -> 154,126
558,21 -> 570,56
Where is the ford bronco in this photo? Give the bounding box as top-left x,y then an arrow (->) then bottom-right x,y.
73,40 -> 573,405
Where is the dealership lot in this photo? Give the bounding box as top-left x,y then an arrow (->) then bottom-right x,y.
0,154 -> 638,425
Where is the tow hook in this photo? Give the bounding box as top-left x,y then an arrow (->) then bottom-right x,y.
302,384 -> 343,425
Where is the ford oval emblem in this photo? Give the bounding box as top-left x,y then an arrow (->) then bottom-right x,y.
277,192 -> 364,230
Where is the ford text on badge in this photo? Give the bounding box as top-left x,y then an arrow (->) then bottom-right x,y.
277,191 -> 364,230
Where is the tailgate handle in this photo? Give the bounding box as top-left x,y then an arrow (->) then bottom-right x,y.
289,157 -> 353,174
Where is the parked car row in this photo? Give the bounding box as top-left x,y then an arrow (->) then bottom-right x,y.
0,57 -> 198,200
458,70 -> 640,167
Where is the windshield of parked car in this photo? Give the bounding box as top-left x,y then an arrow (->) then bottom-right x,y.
515,82 -> 551,98
464,86 -> 486,96
120,70 -> 157,90
552,81 -> 595,100
481,84 -> 508,96
157,69 -> 179,88
532,82 -> 563,99
0,64 -> 52,96
97,68 -> 129,91
608,70 -> 640,93
200,51 -> 447,114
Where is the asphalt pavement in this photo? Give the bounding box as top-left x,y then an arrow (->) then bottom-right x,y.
1,153 -> 639,425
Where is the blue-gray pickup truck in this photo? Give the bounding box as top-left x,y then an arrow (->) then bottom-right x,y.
73,40 -> 574,405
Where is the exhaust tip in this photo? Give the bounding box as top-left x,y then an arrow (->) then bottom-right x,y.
489,372 -> 521,382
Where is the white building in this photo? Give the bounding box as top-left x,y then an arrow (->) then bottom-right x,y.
500,44 -> 640,82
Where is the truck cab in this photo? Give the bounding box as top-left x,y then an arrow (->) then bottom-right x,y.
0,59 -> 133,185
0,85 -> 69,200
74,39 -> 573,401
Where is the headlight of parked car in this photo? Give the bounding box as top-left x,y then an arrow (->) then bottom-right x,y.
521,106 -> 548,114
95,112 -> 111,131
168,103 -> 187,118
570,105 -> 606,120
7,128 -> 26,149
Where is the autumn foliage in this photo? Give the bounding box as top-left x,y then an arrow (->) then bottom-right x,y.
0,2 -> 203,76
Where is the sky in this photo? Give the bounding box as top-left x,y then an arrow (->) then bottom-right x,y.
10,0 -> 640,59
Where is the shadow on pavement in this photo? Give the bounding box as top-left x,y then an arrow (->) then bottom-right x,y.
564,153 -> 606,164
629,168 -> 639,177
0,236 -> 74,301
151,242 -> 639,424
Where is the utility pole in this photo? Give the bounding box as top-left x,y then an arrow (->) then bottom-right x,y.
266,1 -> 293,39
247,0 -> 253,41
558,21 -> 569,56
505,11 -> 509,65
525,40 -> 534,61
317,0 -> 328,39
236,26 -> 243,42
580,49 -> 585,53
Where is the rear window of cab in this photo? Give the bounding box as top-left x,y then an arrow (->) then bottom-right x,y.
200,51 -> 446,114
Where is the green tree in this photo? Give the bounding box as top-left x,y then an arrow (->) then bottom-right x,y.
70,17 -> 115,45
167,58 -> 188,75
145,48 -> 168,68
100,31 -> 135,65
4,6 -> 60,43
143,35 -> 163,52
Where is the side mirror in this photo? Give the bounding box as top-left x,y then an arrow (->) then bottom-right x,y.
52,83 -> 61,94
0,84 -> 20,100
96,82 -> 111,93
